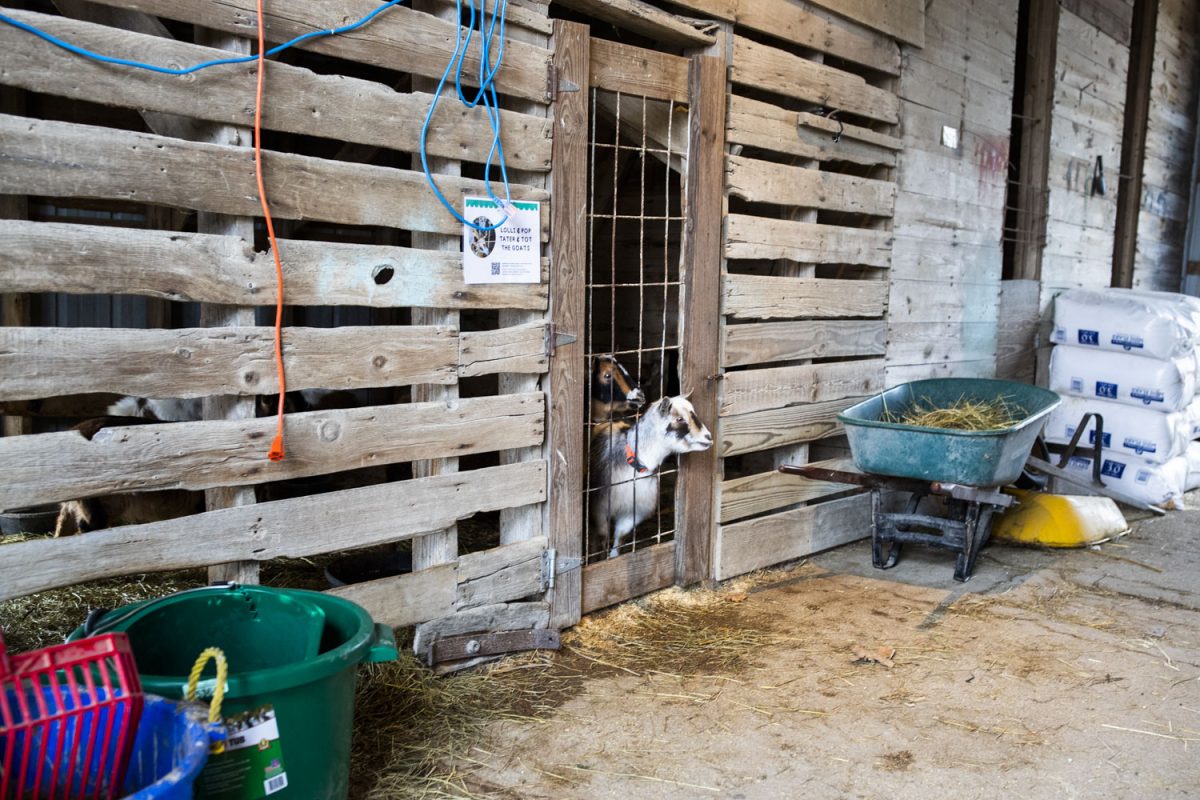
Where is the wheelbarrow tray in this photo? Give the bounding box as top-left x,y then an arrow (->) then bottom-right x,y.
838,378 -> 1061,487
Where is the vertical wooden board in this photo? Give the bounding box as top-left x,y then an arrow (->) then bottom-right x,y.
996,279 -> 1041,383
675,54 -> 726,586
547,20 -> 589,630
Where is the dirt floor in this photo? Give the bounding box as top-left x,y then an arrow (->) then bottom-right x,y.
450,506 -> 1200,799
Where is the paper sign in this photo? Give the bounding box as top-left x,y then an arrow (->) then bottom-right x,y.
462,197 -> 541,284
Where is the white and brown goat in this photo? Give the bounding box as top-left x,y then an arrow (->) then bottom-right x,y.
590,355 -> 645,423
590,394 -> 712,558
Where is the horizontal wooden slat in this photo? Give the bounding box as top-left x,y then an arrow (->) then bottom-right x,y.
720,397 -> 859,457
731,37 -> 900,124
0,326 -> 458,401
0,9 -> 552,172
0,393 -> 544,508
804,0 -> 924,48
723,320 -> 886,367
581,542 -> 675,614
721,359 -> 884,417
456,536 -> 547,610
589,38 -> 689,102
0,115 -> 549,237
725,215 -> 892,267
555,0 -> 716,46
458,321 -> 548,377
795,111 -> 902,150
0,461 -> 547,601
732,0 -> 900,75
723,274 -> 888,320
719,457 -> 856,523
716,493 -> 871,580
0,220 -> 548,310
727,97 -> 897,167
727,155 -> 895,216
79,0 -> 551,102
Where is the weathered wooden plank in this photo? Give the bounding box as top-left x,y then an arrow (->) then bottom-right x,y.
720,397 -> 856,456
457,536 -> 547,610
723,320 -> 886,368
546,20 -> 589,631
675,53 -> 725,586
458,322 -> 548,377
0,220 -> 547,310
0,115 -> 549,237
554,0 -> 715,46
727,97 -> 898,167
581,542 -> 675,614
721,359 -> 884,417
719,457 -> 855,523
731,37 -> 900,124
0,393 -> 544,508
715,492 -> 871,579
733,0 -> 900,74
885,359 -> 996,386
885,321 -> 997,366
79,0 -> 551,102
329,565 -> 458,630
727,155 -> 895,216
0,461 -> 547,602
723,274 -> 888,320
995,279 -> 1040,384
725,215 -> 892,267
803,0 -> 924,48
413,602 -> 550,665
0,9 -> 552,172
0,326 -> 458,401
588,38 -> 689,102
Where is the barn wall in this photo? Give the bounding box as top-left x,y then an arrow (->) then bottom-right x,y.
0,1 -> 559,642
1133,0 -> 1200,291
886,0 -> 1019,386
1039,3 -> 1133,310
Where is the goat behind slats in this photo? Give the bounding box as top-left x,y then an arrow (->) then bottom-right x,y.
590,355 -> 645,423
590,394 -> 712,558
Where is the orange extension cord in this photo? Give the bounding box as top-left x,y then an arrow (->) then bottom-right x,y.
255,0 -> 287,462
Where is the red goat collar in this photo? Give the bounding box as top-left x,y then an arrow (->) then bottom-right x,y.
625,443 -> 649,473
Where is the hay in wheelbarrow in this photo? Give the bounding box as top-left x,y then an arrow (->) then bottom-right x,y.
882,394 -> 1028,432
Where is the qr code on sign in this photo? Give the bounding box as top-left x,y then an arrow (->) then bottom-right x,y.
491,263 -> 501,276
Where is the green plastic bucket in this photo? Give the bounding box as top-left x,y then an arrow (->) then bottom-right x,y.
71,585 -> 397,800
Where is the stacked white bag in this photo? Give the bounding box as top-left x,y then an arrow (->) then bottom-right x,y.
1046,288 -> 1200,509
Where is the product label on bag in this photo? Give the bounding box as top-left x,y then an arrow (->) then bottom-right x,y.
1101,460 -> 1127,479
1130,387 -> 1165,405
1078,329 -> 1100,345
197,704 -> 289,799
1095,381 -> 1119,399
1123,437 -> 1158,455
1111,333 -> 1144,351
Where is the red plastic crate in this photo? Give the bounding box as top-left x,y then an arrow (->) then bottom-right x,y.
1,631 -> 143,800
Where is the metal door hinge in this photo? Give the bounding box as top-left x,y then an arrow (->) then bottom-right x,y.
429,629 -> 561,667
545,324 -> 577,357
541,548 -> 582,591
547,65 -> 581,102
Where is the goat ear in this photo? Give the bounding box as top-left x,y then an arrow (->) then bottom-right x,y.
681,391 -> 692,401
657,396 -> 672,414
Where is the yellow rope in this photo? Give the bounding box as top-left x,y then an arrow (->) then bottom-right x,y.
184,647 -> 227,725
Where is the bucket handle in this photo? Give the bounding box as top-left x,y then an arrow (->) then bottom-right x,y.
83,582 -> 241,637
365,623 -> 398,663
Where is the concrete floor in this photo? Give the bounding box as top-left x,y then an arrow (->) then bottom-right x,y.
466,503 -> 1200,799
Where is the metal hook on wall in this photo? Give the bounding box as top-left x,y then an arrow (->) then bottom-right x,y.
1092,155 -> 1107,196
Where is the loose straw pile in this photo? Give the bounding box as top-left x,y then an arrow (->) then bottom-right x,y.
882,394 -> 1028,431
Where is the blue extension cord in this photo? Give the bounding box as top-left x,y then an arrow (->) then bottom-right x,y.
0,0 -> 512,231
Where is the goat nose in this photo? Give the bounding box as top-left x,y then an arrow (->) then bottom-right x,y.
628,388 -> 645,402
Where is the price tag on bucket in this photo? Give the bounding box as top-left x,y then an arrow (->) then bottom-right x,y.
197,704 -> 289,799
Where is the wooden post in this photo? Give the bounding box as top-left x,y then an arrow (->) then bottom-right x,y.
1012,0 -> 1059,282
675,54 -> 726,586
1113,0 -> 1159,289
195,30 -> 259,586
411,0 -> 460,571
546,20 -> 589,630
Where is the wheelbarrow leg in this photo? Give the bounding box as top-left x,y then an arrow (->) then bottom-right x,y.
954,503 -> 996,582
871,488 -> 902,569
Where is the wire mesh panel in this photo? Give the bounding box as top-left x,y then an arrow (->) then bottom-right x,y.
583,88 -> 687,564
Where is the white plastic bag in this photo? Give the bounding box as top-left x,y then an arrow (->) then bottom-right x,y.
1187,441 -> 1200,492
1049,345 -> 1197,412
1061,452 -> 1188,509
1044,395 -> 1196,464
1051,287 -> 1200,361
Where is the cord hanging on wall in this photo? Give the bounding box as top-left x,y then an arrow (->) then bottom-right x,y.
1093,155 -> 1107,196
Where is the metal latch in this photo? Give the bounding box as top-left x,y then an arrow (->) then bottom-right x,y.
545,324 -> 577,357
541,548 -> 582,591
429,629 -> 561,666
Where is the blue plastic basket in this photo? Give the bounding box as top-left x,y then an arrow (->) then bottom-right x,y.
121,696 -> 211,800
